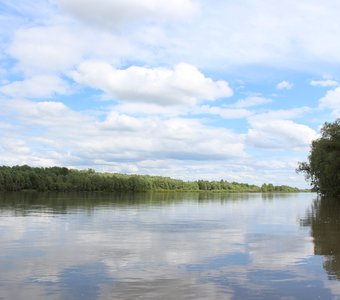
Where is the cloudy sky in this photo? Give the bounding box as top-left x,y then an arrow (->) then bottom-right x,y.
0,0 -> 339,188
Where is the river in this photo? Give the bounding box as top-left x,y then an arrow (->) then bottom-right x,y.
0,192 -> 339,299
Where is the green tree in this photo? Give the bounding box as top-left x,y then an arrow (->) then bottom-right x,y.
297,119 -> 340,196
0,165 -> 302,193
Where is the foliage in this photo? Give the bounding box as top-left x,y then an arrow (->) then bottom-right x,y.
0,165 -> 302,193
297,119 -> 340,196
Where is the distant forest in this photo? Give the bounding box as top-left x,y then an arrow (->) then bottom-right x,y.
0,165 -> 303,193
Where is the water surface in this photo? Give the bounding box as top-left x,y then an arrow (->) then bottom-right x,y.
0,192 -> 339,299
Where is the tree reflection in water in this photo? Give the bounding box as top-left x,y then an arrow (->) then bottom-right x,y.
302,196 -> 340,280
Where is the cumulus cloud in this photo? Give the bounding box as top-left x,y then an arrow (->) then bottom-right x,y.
8,26 -> 88,75
7,0 -> 340,81
1,99 -> 245,167
165,0 -> 340,70
0,96 -> 313,186
57,0 -> 198,30
0,75 -> 69,98
246,119 -> 318,150
319,87 -> 340,117
71,61 -> 233,106
1,0 -> 332,188
6,0 -> 340,78
8,23 -> 149,77
1,99 -> 89,128
310,79 -> 339,87
276,81 -> 293,90
101,111 -> 144,131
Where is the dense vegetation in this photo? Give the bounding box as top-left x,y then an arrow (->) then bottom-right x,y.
0,165 -> 302,193
297,119 -> 340,196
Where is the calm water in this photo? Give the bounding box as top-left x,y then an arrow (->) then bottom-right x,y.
0,192 -> 340,299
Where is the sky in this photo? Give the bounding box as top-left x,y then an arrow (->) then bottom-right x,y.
0,0 -> 339,188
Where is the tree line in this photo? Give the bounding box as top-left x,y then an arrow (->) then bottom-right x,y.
298,119 -> 340,196
0,165 -> 302,193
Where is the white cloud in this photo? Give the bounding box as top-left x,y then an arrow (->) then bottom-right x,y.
319,87 -> 340,117
1,138 -> 31,155
310,79 -> 339,87
5,0 -> 340,79
6,0 -> 340,82
57,0 -> 198,30
249,107 -> 312,121
1,99 -> 245,167
0,75 -> 69,98
101,111 -> 144,131
5,14 -> 175,78
8,26 -> 88,75
247,119 -> 318,150
1,0 -> 334,189
232,96 -> 272,108
71,61 -> 233,106
200,105 -> 252,119
1,99 -> 88,127
0,96 -> 314,187
8,23 -> 149,76
276,81 -> 293,90
163,0 -> 340,70
113,102 -> 185,116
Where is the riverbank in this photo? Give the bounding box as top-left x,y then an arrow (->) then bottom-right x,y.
0,165 -> 306,193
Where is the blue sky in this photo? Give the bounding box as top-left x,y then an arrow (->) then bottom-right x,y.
0,0 -> 339,188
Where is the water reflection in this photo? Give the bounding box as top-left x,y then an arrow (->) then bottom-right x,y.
1,192 -> 339,299
302,196 -> 340,280
0,191 -> 286,216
